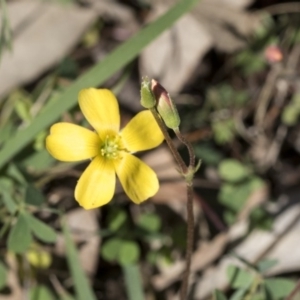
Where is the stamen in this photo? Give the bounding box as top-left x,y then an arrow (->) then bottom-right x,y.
100,134 -> 121,159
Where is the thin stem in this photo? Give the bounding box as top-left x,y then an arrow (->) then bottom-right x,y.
150,107 -> 195,300
174,129 -> 196,168
180,184 -> 194,300
150,108 -> 187,173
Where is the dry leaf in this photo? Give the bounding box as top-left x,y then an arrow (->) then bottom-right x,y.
0,0 -> 97,99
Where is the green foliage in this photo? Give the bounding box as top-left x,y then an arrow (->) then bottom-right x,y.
107,209 -> 128,232
257,259 -> 278,273
101,238 -> 123,262
194,143 -> 223,166
7,211 -> 56,253
219,178 -> 264,222
224,261 -> 296,300
119,241 -> 140,265
227,265 -> 254,289
214,289 -> 228,300
25,213 -> 57,243
229,288 -> 248,300
0,261 -> 7,290
101,238 -> 140,265
264,278 -> 295,299
8,213 -> 32,253
57,57 -> 79,79
282,94 -> 300,125
218,158 -> 265,224
218,159 -> 251,183
207,84 -> 249,109
122,264 -> 145,300
62,218 -> 97,300
212,119 -> 235,144
137,213 -> 161,233
249,207 -> 272,231
0,177 -> 17,213
235,51 -> 266,76
25,184 -> 46,206
30,285 -> 55,300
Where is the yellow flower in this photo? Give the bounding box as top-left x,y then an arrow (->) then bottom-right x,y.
46,88 -> 164,209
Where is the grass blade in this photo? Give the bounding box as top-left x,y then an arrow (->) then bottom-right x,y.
123,264 -> 145,300
62,217 -> 97,300
0,0 -> 200,169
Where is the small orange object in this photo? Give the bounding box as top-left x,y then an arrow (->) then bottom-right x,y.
264,45 -> 283,63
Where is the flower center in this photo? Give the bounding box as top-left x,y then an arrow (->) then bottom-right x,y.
100,134 -> 122,160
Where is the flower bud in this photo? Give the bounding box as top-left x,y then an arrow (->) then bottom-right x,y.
151,79 -> 180,129
140,77 -> 156,108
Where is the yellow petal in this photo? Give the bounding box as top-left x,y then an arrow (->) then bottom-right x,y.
121,110 -> 164,152
79,88 -> 120,140
114,153 -> 159,204
75,156 -> 116,209
46,123 -> 100,161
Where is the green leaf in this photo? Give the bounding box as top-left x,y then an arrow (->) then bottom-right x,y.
101,238 -> 123,262
118,241 -> 140,266
25,184 -> 46,206
0,0 -> 201,170
0,177 -> 17,213
137,213 -> 161,233
219,183 -> 250,212
194,144 -> 223,166
0,121 -> 14,146
220,176 -> 264,215
8,213 -> 32,253
264,278 -> 295,299
21,149 -> 54,172
229,288 -> 248,300
122,264 -> 145,300
257,259 -> 277,273
15,96 -> 32,123
227,265 -> 254,289
25,213 -> 56,243
108,209 -> 127,232
219,159 -> 251,182
30,285 -> 55,300
62,217 -> 97,300
0,261 -> 7,290
214,289 -> 228,300
250,207 -> 272,231
282,105 -> 299,126
212,119 -> 235,144
6,163 -> 27,185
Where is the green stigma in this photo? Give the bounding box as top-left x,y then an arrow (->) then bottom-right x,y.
100,135 -> 122,159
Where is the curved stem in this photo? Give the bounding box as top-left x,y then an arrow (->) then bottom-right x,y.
174,129 -> 196,168
150,108 -> 187,173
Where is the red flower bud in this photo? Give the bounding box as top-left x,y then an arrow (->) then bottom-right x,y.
151,79 -> 180,129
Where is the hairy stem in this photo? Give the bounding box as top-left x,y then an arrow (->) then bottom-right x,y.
180,184 -> 194,300
150,108 -> 187,173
